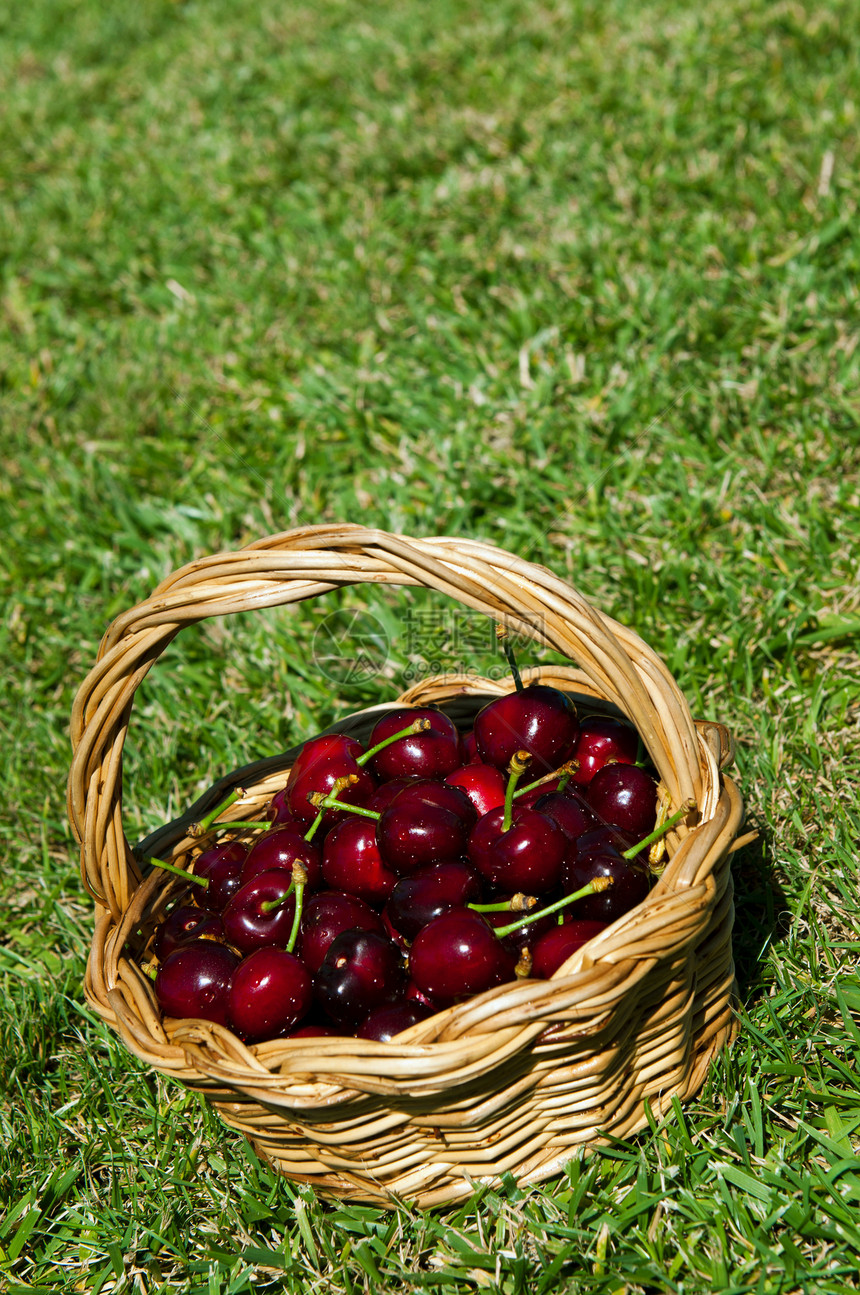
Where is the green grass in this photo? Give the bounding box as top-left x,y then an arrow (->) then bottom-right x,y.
2,0 -> 860,1289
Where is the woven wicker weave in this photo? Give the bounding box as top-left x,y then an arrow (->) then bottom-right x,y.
68,525 -> 744,1207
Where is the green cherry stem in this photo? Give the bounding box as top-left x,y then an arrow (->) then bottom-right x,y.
259,879 -> 296,914
189,788 -> 246,837
311,792 -> 381,821
285,861 -> 309,954
356,718 -> 431,767
303,809 -> 325,842
496,624 -> 524,693
494,876 -> 613,938
200,821 -> 264,832
146,856 -> 209,889
503,750 -> 532,832
513,760 -> 579,800
470,893 -> 537,914
621,798 -> 697,860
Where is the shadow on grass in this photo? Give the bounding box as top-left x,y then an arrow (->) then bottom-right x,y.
730,825 -> 791,1006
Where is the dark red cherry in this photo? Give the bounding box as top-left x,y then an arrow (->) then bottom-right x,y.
154,906 -> 224,960
193,841 -> 247,912
405,979 -> 440,1012
562,848 -> 651,923
227,948 -> 313,1042
265,786 -> 299,827
154,939 -> 239,1024
314,930 -> 407,1029
532,920 -> 608,977
366,776 -> 423,814
367,708 -> 462,781
356,1000 -> 435,1041
473,685 -> 578,773
299,890 -> 384,973
571,716 -> 639,785
222,870 -> 298,953
408,909 -> 517,1005
242,828 -> 323,890
288,1023 -> 337,1038
285,733 -> 375,827
468,804 -> 565,894
586,764 -> 658,838
377,780 -> 477,874
322,815 -> 398,904
532,789 -> 599,841
461,730 -> 480,764
384,861 -> 483,941
444,763 -> 507,816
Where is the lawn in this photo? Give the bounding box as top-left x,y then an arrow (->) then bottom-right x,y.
1,0 -> 860,1290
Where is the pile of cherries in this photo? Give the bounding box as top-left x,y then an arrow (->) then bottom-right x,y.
149,679 -> 675,1046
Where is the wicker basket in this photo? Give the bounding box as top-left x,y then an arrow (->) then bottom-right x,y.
68,524 -> 745,1208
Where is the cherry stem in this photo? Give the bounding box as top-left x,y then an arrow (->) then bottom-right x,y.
146,856 -> 209,889
200,820 -> 264,832
260,880 -> 296,913
303,809 -> 325,842
494,876 -> 613,938
356,718 -> 432,767
312,793 -> 380,821
470,893 -> 537,914
189,788 -> 247,837
496,624 -> 524,693
622,798 -> 697,859
513,760 -> 579,801
285,862 -> 308,954
503,751 -> 532,831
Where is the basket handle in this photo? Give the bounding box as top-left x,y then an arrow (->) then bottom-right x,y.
68,524 -> 705,919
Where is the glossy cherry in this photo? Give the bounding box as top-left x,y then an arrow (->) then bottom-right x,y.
571,716 -> 639,785
586,764 -> 658,838
227,947 -> 313,1042
242,828 -> 323,890
299,890 -> 384,973
561,845 -> 651,923
265,786 -> 299,826
531,789 -> 598,841
367,708 -> 462,781
468,803 -> 565,894
222,870 -> 298,953
192,841 -> 247,912
314,930 -> 407,1029
531,920 -> 608,978
153,906 -> 224,960
377,779 -> 477,874
366,776 -> 422,814
154,939 -> 239,1025
445,763 -> 507,816
285,733 -> 376,827
356,1000 -> 434,1041
408,908 -> 517,1005
384,861 -> 483,941
473,684 -> 578,773
322,815 -> 398,904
